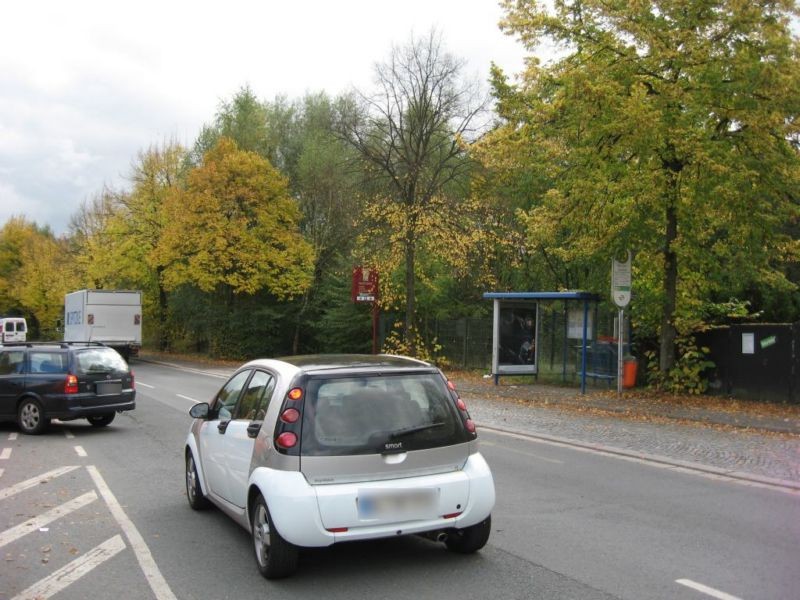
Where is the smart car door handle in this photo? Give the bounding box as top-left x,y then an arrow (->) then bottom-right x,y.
246,421 -> 262,438
217,420 -> 230,434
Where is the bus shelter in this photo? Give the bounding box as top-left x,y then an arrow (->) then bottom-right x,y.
483,291 -> 600,394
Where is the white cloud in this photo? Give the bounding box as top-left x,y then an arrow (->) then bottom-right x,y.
0,0 -> 529,235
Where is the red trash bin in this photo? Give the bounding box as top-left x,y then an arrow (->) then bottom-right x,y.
623,358 -> 638,388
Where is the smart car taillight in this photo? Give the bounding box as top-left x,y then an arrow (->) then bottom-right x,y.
287,387 -> 303,401
130,370 -> 135,390
276,432 -> 297,449
465,419 -> 476,433
456,398 -> 467,411
280,408 -> 300,424
64,374 -> 79,394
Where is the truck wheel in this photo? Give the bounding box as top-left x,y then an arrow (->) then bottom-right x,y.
18,398 -> 50,435
87,413 -> 115,427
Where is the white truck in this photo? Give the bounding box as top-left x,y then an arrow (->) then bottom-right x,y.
64,290 -> 142,360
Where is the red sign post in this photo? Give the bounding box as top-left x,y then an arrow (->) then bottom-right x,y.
352,267 -> 379,353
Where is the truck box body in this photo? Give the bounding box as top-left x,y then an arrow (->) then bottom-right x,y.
64,290 -> 142,359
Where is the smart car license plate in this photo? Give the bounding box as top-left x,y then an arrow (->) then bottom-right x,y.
95,381 -> 122,395
357,488 -> 438,520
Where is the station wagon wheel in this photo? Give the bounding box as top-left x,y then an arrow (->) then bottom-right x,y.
251,493 -> 298,579
445,515 -> 492,554
87,413 -> 115,427
17,398 -> 49,435
185,452 -> 210,510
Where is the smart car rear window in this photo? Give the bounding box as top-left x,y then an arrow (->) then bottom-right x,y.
300,373 -> 468,456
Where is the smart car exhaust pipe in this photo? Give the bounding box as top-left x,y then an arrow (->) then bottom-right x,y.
436,532 -> 448,543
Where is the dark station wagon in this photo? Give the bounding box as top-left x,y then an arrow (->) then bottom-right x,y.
0,342 -> 135,434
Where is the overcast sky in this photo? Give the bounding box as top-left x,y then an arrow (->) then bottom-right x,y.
0,0 -> 531,235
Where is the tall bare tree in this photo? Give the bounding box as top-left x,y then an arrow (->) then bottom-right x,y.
336,30 -> 488,348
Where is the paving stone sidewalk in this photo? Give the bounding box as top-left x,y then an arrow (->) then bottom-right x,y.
457,380 -> 800,485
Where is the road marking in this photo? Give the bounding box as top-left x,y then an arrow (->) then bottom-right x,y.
176,393 -> 200,404
74,446 -> 87,457
0,468 -> 4,480
87,465 -> 177,600
0,491 -> 97,548
481,440 -> 564,464
0,466 -> 79,502
64,430 -> 75,439
676,579 -> 742,600
480,426 -> 800,496
0,448 -> 11,460
136,381 -> 154,389
11,535 -> 126,600
8,433 -> 17,441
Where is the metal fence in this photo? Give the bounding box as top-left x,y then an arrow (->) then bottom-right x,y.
380,305 -> 630,385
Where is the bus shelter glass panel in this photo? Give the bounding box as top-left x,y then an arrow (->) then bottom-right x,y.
493,301 -> 539,375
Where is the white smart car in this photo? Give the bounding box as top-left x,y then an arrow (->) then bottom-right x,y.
184,354 -> 495,578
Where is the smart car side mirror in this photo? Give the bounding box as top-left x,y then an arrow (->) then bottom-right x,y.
189,403 -> 210,419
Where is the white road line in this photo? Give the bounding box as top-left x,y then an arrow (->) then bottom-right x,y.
0,448 -> 11,460
676,579 -> 742,600
481,440 -> 564,464
0,466 -> 79,502
11,535 -> 126,600
136,381 -> 155,389
74,446 -> 87,457
87,465 -> 177,600
0,468 -> 4,480
0,491 -> 97,548
176,393 -> 200,404
64,430 -> 75,439
8,433 -> 17,441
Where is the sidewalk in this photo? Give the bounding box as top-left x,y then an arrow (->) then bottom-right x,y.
453,377 -> 800,435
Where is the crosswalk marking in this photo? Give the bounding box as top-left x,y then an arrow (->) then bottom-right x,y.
64,429 -> 75,439
74,446 -> 87,457
0,491 -> 97,549
88,466 -> 177,600
0,448 -> 11,460
8,433 -> 18,441
11,535 -> 126,600
0,466 -> 79,502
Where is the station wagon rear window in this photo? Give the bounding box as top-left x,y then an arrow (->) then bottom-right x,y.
74,347 -> 129,374
300,373 -> 468,456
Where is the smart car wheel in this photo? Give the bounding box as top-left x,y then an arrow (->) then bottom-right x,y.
17,398 -> 49,435
185,452 -> 210,510
87,413 -> 115,427
445,515 -> 492,554
251,493 -> 298,579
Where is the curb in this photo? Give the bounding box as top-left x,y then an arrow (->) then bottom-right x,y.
478,424 -> 800,493
459,386 -> 800,436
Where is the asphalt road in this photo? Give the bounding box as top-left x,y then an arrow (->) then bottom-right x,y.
0,360 -> 798,600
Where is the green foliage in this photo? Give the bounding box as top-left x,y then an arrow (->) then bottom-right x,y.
645,337 -> 715,395
487,0 -> 800,370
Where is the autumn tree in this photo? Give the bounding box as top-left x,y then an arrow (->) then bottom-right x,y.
492,0 -> 800,371
0,217 -> 70,337
336,30 -> 488,349
156,137 -> 314,302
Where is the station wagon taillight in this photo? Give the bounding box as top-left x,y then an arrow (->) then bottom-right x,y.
64,374 -> 79,394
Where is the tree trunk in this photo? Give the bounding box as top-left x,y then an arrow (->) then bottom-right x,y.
156,266 -> 169,352
659,177 -> 679,371
404,233 -> 416,355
